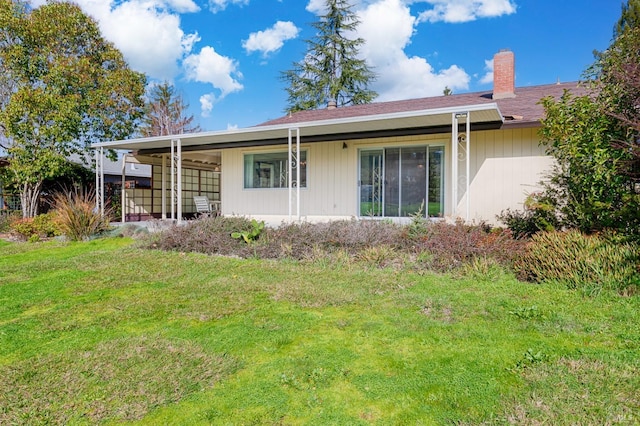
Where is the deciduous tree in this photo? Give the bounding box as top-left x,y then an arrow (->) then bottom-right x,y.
139,82 -> 201,137
282,0 -> 376,112
0,0 -> 145,217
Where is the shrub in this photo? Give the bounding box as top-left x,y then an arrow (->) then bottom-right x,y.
408,220 -> 525,272
515,230 -> 640,294
0,211 -> 20,233
9,212 -> 60,241
263,220 -> 405,260
497,192 -> 560,239
52,190 -> 111,241
145,216 -> 256,257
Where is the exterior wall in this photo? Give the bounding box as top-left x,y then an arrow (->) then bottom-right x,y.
221,126 -> 550,225
464,127 -> 551,223
222,141 -> 355,219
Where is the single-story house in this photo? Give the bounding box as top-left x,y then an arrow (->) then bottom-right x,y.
93,50 -> 584,225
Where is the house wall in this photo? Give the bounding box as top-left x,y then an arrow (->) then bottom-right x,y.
219,126 -> 550,225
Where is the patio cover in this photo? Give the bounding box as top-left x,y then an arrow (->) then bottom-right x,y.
92,103 -> 504,222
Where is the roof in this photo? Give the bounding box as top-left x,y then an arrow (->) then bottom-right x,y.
260,81 -> 585,129
94,103 -> 503,153
93,81 -> 586,154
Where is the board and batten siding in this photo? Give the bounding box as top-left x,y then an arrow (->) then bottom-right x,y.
221,141 -> 356,221
220,126 -> 551,224
464,127 -> 552,223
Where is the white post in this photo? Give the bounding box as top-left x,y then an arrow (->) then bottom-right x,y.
451,113 -> 458,217
170,140 -> 175,221
288,128 -> 300,221
176,139 -> 182,224
121,153 -> 126,223
465,111 -> 471,222
161,155 -> 167,220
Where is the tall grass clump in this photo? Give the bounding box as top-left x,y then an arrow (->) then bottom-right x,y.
515,230 -> 640,295
52,189 -> 111,241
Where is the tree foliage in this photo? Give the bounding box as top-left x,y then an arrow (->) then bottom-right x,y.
139,82 -> 201,137
528,0 -> 640,239
538,92 -> 638,235
0,0 -> 145,217
282,0 -> 377,112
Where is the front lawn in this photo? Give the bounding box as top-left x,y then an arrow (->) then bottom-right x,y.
0,238 -> 638,424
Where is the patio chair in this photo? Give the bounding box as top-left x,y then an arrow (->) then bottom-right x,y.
193,195 -> 220,217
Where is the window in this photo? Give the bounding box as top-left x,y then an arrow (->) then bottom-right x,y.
244,151 -> 307,189
359,146 -> 444,218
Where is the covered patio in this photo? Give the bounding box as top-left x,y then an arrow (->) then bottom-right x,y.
92,103 -> 504,224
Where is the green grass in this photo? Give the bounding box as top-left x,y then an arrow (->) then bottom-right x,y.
0,238 -> 638,424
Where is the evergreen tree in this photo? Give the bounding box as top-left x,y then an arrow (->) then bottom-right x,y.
615,0 -> 640,36
139,82 -> 201,137
282,0 -> 376,112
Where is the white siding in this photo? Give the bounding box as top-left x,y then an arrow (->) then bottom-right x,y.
220,127 -> 552,224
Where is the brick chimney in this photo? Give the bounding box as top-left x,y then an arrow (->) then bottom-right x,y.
492,49 -> 515,99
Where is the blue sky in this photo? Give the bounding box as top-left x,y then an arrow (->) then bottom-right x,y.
30,0 -> 622,132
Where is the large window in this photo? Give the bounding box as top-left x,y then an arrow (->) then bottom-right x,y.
244,151 -> 307,189
359,146 -> 444,218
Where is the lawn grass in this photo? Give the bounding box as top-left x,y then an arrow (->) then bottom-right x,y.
0,238 -> 638,424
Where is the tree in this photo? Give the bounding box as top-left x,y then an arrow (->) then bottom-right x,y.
0,0 -> 145,218
529,0 -> 640,238
139,82 -> 201,137
596,17 -> 640,182
282,0 -> 377,112
538,92 -> 638,234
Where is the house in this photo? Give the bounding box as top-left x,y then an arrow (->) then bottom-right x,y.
93,50 -> 585,225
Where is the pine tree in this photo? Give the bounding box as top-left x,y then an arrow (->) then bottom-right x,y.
139,82 -> 201,137
282,0 -> 376,112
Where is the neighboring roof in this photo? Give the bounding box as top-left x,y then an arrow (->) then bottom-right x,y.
260,81 -> 585,129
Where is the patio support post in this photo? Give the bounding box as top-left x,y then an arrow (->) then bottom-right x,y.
171,139 -> 182,224
288,127 -> 300,221
95,147 -> 105,217
451,113 -> 458,217
121,153 -> 127,223
161,155 -> 167,220
465,111 -> 471,222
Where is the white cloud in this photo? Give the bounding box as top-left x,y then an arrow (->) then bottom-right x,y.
243,21 -> 300,56
306,0 -> 326,14
41,0 -> 201,81
200,93 -> 215,117
184,46 -> 244,98
479,58 -> 493,84
208,0 -> 249,13
416,0 -> 516,23
357,0 -> 470,100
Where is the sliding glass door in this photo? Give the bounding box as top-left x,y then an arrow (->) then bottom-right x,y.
359,146 -> 443,218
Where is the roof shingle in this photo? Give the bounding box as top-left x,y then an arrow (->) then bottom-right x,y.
258,82 -> 587,128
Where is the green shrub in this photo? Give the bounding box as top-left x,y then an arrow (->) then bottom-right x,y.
497,193 -> 560,239
0,211 -> 20,233
9,212 -> 60,241
52,190 -> 111,241
515,230 -> 640,294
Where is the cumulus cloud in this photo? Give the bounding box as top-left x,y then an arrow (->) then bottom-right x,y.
184,46 -> 244,98
479,58 -> 494,84
357,0 -> 470,100
243,21 -> 300,56
416,0 -> 516,23
208,0 -> 249,13
36,0 -> 201,81
199,93 -> 216,117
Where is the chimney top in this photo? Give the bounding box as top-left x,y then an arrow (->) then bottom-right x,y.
327,100 -> 337,109
492,49 -> 516,100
